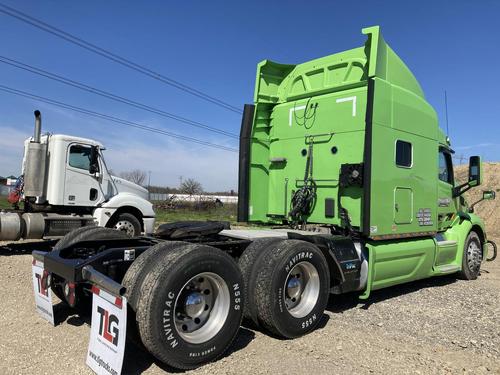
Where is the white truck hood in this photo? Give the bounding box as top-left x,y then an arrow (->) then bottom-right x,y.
111,176 -> 149,200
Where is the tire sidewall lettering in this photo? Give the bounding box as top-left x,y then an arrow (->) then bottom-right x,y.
272,245 -> 328,336
284,251 -> 314,274
162,291 -> 179,349
154,256 -> 242,363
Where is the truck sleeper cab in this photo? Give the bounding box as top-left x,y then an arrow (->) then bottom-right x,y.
33,26 -> 495,370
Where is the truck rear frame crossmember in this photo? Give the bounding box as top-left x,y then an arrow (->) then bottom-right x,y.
34,235 -> 251,294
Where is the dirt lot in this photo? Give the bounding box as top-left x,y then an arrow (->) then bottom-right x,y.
0,238 -> 499,375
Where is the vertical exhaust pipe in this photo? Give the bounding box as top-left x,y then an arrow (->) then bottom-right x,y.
24,110 -> 47,197
34,110 -> 41,143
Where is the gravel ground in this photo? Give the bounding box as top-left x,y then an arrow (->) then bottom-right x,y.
0,239 -> 499,375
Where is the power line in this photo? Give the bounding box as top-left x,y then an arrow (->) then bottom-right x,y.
0,2 -> 242,114
0,55 -> 238,139
0,84 -> 238,153
452,154 -> 466,164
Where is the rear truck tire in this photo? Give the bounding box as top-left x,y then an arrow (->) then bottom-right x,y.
108,212 -> 141,237
135,244 -> 244,370
253,239 -> 330,338
237,237 -> 283,327
51,227 -> 128,305
122,241 -> 188,345
122,241 -> 187,310
52,225 -> 98,251
53,226 -> 129,251
459,231 -> 483,280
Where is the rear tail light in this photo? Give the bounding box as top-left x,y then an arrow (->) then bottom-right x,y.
64,282 -> 77,307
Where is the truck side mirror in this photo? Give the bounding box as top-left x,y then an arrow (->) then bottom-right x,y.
453,155 -> 483,197
483,190 -> 496,200
468,156 -> 481,186
468,189 -> 496,213
89,146 -> 100,175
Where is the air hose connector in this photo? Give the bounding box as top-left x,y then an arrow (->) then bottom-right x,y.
486,240 -> 497,262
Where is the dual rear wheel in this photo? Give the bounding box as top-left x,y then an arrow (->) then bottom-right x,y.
125,238 -> 330,369
238,239 -> 330,338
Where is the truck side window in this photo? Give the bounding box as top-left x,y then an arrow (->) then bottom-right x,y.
438,150 -> 454,184
69,144 -> 92,170
395,140 -> 412,168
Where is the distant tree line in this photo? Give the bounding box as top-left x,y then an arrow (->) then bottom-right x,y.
117,169 -> 237,196
119,169 -> 147,185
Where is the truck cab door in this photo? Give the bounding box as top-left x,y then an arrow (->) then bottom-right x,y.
437,148 -> 456,231
64,143 -> 102,206
97,149 -> 116,201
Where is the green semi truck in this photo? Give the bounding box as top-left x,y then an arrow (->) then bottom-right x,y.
33,26 -> 496,370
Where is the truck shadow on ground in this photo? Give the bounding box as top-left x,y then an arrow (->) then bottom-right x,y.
326,275 -> 458,313
53,301 -> 255,374
240,314 -> 331,340
50,276 -> 461,373
0,244 -> 32,256
53,302 -> 91,326
120,327 -> 255,374
0,240 -> 56,256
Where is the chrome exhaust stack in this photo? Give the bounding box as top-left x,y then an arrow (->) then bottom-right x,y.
24,110 -> 47,198
34,110 -> 42,143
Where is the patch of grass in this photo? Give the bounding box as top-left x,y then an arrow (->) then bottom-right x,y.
0,197 -> 262,229
155,203 -> 238,225
0,196 -> 12,210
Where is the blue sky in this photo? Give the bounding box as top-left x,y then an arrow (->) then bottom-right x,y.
0,0 -> 498,191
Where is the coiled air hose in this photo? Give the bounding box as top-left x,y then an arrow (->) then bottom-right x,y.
289,142 -> 316,226
486,240 -> 497,262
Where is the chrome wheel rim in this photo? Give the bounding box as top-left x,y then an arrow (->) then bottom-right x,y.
283,261 -> 320,318
114,220 -> 135,236
467,240 -> 482,273
174,272 -> 230,344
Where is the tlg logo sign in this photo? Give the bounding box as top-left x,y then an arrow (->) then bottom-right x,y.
34,272 -> 48,297
87,291 -> 127,374
97,306 -> 119,346
31,261 -> 55,325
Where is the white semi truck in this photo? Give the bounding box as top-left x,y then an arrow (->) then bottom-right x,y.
0,110 -> 155,240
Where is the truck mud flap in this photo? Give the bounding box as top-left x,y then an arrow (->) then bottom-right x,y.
86,282 -> 127,375
31,253 -> 55,325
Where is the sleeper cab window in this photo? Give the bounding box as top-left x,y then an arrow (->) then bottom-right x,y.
68,144 -> 92,170
395,140 -> 412,168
